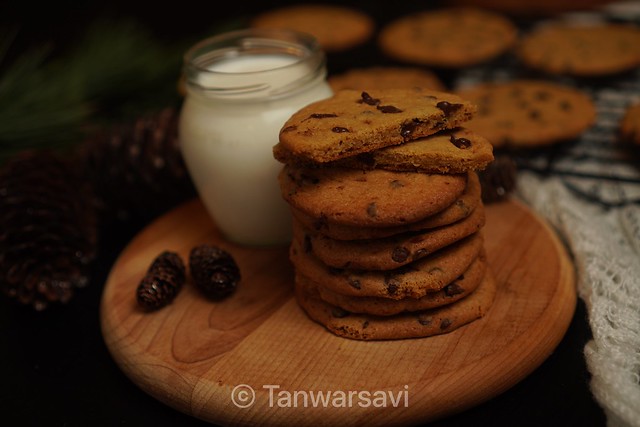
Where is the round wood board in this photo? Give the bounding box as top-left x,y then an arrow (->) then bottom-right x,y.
100,198 -> 576,426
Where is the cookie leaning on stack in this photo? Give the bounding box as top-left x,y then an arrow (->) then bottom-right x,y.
274,88 -> 495,340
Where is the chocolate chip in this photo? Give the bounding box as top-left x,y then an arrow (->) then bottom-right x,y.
444,283 -> 464,296
331,307 -> 350,318
386,280 -> 399,296
377,105 -> 403,113
362,321 -> 369,329
436,101 -> 462,115
367,202 -> 377,218
529,109 -> 541,120
559,100 -> 572,111
309,113 -> 338,119
281,125 -> 297,133
400,119 -> 420,140
450,135 -> 471,149
332,127 -> 349,133
418,316 -> 432,326
348,278 -> 361,289
390,179 -> 405,189
535,90 -> 550,101
440,318 -> 452,330
412,248 -> 429,260
359,91 -> 380,106
391,246 -> 410,263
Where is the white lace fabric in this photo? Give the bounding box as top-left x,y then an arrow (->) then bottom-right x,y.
517,172 -> 640,427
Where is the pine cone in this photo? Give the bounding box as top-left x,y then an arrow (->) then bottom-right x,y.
0,150 -> 98,310
78,107 -> 196,223
478,153 -> 518,203
189,244 -> 240,300
136,251 -> 186,311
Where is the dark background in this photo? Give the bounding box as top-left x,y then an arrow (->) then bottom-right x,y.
0,0 -> 608,426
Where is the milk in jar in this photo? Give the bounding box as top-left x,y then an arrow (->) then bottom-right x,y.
179,29 -> 333,246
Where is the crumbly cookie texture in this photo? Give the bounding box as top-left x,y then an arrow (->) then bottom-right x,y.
296,204 -> 485,271
251,4 -> 374,52
456,80 -> 596,148
275,88 -> 477,164
291,171 -> 481,240
279,164 -> 467,227
305,251 -> 487,316
290,232 -> 484,299
378,7 -> 518,68
295,265 -> 497,340
518,23 -> 640,77
333,128 -> 494,174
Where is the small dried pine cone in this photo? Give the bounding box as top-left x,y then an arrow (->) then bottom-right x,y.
136,251 -> 185,311
189,244 -> 240,300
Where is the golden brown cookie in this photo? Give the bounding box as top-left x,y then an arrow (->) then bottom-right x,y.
279,163 -> 467,228
295,203 -> 486,270
456,80 -> 596,148
275,88 -> 477,164
295,265 -> 497,340
328,66 -> 446,92
291,171 -> 481,240
518,23 -> 640,77
334,128 -> 494,173
620,102 -> 640,146
378,7 -> 518,68
290,232 -> 484,299
251,4 -> 374,52
305,250 -> 487,316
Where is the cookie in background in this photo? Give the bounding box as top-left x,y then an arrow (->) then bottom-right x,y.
378,7 -> 518,68
455,80 -> 597,149
251,4 -> 375,53
517,21 -> 640,77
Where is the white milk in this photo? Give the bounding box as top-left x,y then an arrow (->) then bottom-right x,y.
179,30 -> 333,246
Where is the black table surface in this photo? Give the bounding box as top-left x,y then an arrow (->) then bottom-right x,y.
0,0 -> 611,425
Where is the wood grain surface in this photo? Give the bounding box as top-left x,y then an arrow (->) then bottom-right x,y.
100,198 -> 576,426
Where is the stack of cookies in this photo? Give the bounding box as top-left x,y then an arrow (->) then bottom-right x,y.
274,88 -> 495,340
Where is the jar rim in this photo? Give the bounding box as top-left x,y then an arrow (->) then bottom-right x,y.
183,28 -> 321,74
183,28 -> 326,98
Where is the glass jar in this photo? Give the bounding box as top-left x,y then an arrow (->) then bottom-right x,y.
179,29 -> 333,246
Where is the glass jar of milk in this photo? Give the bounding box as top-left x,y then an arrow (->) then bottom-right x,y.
179,29 -> 333,246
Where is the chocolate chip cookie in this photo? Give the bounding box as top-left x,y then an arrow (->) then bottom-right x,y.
295,265 -> 497,340
290,232 -> 484,299
296,203 -> 485,270
279,163 -> 467,227
334,128 -> 494,174
291,171 -> 481,240
518,23 -> 640,77
251,4 -> 374,52
378,7 -> 518,68
305,250 -> 487,316
456,80 -> 596,148
275,89 -> 477,164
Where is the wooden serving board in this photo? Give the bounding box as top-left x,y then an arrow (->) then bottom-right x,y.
101,198 -> 576,426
